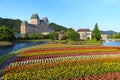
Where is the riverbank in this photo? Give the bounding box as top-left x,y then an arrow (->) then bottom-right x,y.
0,39 -> 50,47
13,39 -> 50,43
0,41 -> 13,47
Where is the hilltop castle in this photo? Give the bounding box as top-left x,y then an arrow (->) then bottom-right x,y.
20,14 -> 54,35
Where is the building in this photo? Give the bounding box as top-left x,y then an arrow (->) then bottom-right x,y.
58,30 -> 66,40
101,34 -> 108,40
20,14 -> 54,35
77,29 -> 92,40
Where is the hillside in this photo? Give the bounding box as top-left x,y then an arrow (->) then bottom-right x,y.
49,23 -> 68,32
100,30 -> 117,35
1,17 -> 117,34
0,17 -> 21,33
0,17 -> 68,33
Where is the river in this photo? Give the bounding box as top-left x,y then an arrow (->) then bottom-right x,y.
0,41 -> 120,57
103,41 -> 120,46
0,41 -> 47,56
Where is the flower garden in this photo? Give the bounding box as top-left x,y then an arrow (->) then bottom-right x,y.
1,44 -> 120,80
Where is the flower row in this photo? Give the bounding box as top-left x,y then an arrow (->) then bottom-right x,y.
5,53 -> 120,72
3,60 -> 120,80
13,52 -> 120,62
2,44 -> 120,80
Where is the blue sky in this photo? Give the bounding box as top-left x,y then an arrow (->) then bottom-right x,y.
0,0 -> 120,32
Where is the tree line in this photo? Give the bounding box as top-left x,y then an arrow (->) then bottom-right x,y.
0,17 -> 68,33
0,17 -> 102,41
0,17 -> 21,33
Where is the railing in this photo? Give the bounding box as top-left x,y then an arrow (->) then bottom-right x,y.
104,39 -> 120,42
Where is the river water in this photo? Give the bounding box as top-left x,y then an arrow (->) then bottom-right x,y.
0,42 -> 47,56
103,41 -> 120,46
0,41 -> 120,57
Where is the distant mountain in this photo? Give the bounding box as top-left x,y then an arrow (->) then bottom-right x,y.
100,30 -> 117,35
49,23 -> 68,32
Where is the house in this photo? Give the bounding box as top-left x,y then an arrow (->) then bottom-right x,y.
101,34 -> 108,40
77,29 -> 92,40
58,30 -> 66,40
20,13 -> 54,35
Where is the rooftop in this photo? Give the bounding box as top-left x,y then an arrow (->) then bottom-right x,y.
30,14 -> 40,19
42,17 -> 49,22
21,21 -> 28,26
77,29 -> 91,32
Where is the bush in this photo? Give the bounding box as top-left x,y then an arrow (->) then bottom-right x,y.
0,26 -> 15,41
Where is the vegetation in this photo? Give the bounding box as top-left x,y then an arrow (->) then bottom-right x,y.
66,28 -> 80,41
44,28 -> 79,41
92,23 -> 101,41
49,32 -> 59,40
18,33 -> 50,40
1,44 -> 120,80
0,17 -> 21,33
0,45 -> 38,66
0,17 -> 68,34
0,26 -> 15,41
84,39 -> 102,45
49,23 -> 68,32
109,33 -> 120,39
100,30 -> 117,35
0,41 -> 13,47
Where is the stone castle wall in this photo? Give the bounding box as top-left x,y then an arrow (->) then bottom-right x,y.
20,14 -> 54,34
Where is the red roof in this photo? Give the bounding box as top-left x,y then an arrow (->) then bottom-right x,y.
77,29 -> 91,32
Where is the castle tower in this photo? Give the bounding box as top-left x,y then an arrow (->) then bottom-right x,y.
20,21 -> 28,34
30,14 -> 40,25
41,17 -> 49,26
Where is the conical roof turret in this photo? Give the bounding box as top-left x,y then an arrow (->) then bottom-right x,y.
30,13 -> 40,19
42,17 -> 49,22
21,21 -> 28,27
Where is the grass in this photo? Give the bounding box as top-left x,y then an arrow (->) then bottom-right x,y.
84,39 -> 102,45
0,39 -> 50,47
0,41 -> 13,47
13,39 -> 50,43
0,45 -> 39,66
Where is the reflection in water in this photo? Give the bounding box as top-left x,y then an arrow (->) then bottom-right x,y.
103,41 -> 120,46
0,42 -> 46,56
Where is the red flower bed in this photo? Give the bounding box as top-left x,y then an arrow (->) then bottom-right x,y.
13,52 -> 120,62
72,72 -> 120,80
23,47 -> 119,54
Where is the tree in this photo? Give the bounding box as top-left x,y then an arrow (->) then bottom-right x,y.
66,28 -> 80,41
0,17 -> 21,33
0,26 -> 15,41
49,32 -> 59,40
92,23 -> 101,41
49,23 -> 68,32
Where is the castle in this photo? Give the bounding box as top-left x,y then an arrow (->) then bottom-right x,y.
20,14 -> 54,35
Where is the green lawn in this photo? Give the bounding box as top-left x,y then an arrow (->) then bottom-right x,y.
84,39 -> 102,45
0,41 -> 13,47
0,39 -> 50,47
13,39 -> 50,43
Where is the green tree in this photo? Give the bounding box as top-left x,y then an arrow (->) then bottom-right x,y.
28,33 -> 43,39
92,23 -> 101,41
49,32 -> 59,40
66,28 -> 79,41
0,17 -> 21,33
49,23 -> 68,32
111,33 -> 120,39
0,26 -> 15,41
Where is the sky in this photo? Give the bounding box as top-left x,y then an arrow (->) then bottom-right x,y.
0,0 -> 120,32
